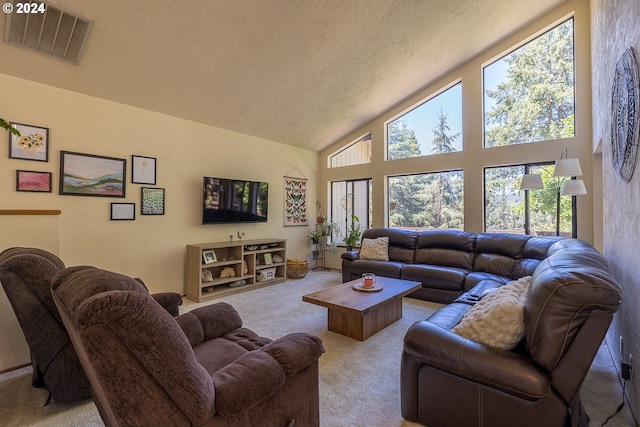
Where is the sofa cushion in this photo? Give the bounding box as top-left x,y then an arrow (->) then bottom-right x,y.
463,271 -> 511,292
473,234 -> 530,277
401,265 -> 468,291
361,228 -> 416,263
452,276 -> 532,350
359,237 -> 389,261
349,259 -> 404,279
511,236 -> 563,279
415,230 -> 475,269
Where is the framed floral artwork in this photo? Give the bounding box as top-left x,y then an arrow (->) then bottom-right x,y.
9,123 -> 49,162
16,170 -> 52,192
132,155 -> 156,184
141,187 -> 165,215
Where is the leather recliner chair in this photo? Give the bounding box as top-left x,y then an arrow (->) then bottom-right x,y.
400,239 -> 622,427
52,266 -> 324,427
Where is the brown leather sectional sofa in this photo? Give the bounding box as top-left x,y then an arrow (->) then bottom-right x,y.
341,228 -> 563,303
343,228 -> 623,426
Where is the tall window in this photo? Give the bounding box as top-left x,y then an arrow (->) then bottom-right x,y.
484,163 -> 575,236
388,170 -> 463,231
483,18 -> 574,147
329,134 -> 371,168
386,83 -> 462,160
331,179 -> 371,244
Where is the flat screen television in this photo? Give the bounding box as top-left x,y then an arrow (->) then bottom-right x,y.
202,177 -> 269,224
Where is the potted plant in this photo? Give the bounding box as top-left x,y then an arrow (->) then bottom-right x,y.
320,218 -> 340,237
343,215 -> 361,251
306,229 -> 322,259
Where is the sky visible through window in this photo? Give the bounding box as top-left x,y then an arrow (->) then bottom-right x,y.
397,84 -> 463,154
392,57 -> 505,155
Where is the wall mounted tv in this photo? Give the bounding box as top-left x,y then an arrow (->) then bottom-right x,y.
202,177 -> 269,224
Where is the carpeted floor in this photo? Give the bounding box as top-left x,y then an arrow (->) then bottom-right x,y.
0,270 -> 634,426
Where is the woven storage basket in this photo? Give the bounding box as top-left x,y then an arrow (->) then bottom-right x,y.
286,259 -> 308,279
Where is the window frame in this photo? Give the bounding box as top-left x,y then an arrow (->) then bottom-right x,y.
330,178 -> 372,246
385,81 -> 463,161
386,169 -> 464,231
482,17 -> 575,148
483,162 -> 578,237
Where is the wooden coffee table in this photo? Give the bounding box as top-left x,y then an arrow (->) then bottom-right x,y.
302,277 -> 421,340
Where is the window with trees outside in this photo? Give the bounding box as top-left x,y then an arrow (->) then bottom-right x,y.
329,134 -> 372,168
388,170 -> 463,231
484,163 -> 575,237
483,18 -> 574,147
330,179 -> 371,244
386,83 -> 462,160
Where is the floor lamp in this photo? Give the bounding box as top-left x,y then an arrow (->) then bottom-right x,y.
520,150 -> 587,236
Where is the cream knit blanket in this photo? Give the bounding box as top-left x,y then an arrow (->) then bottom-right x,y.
453,276 -> 532,350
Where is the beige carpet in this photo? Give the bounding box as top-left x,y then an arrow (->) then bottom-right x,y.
0,270 -> 634,426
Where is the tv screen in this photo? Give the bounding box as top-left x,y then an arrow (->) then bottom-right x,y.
202,177 -> 269,224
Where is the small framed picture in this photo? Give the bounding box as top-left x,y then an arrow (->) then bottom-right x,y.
9,123 -> 49,162
264,253 -> 273,265
141,187 -> 165,215
202,250 -> 217,264
132,155 -> 156,184
110,203 -> 136,220
16,170 -> 52,192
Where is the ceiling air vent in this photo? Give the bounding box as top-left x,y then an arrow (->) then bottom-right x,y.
3,0 -> 93,65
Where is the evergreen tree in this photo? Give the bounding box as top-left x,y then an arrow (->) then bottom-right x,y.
431,108 -> 459,154
485,19 -> 574,147
387,119 -> 421,160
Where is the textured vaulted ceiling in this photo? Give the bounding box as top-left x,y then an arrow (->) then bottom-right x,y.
0,0 -> 566,151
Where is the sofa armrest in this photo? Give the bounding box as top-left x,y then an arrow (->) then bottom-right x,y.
404,320 -> 549,400
151,292 -> 182,316
341,250 -> 360,261
212,333 -> 323,418
212,350 -> 286,417
261,333 -> 325,377
175,302 -> 243,347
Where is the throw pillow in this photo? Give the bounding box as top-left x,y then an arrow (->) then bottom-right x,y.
452,276 -> 532,350
359,237 -> 390,261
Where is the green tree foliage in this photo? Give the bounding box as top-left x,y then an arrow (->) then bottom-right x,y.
388,113 -> 463,230
483,19 -> 575,235
387,119 -> 421,160
485,19 -> 574,147
485,166 -> 524,233
431,108 -> 459,154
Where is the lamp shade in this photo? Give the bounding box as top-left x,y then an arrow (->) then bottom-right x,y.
561,179 -> 587,196
554,158 -> 583,177
520,174 -> 544,190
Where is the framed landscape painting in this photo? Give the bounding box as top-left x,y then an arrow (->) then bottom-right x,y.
60,151 -> 126,197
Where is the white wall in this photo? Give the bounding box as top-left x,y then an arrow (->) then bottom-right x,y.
0,73 -> 318,371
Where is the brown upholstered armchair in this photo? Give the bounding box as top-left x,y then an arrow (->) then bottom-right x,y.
401,239 -> 623,427
51,266 -> 324,427
0,247 -> 91,403
0,247 -> 183,403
